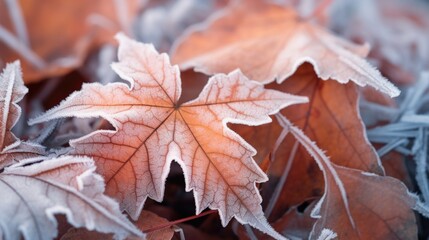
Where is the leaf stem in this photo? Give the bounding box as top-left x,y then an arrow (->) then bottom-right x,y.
142,209 -> 218,233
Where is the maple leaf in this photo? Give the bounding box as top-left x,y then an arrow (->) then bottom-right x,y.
171,1 -> 400,97
30,33 -> 308,239
0,155 -> 143,240
0,0 -> 141,83
0,61 -> 44,169
276,114 -> 422,240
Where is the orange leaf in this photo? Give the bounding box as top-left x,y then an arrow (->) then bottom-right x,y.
30,34 -> 308,239
171,1 -> 399,97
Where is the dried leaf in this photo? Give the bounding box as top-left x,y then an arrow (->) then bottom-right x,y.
311,166 -> 418,240
171,1 -> 399,97
274,65 -> 383,172
234,64 -> 383,217
0,155 -> 143,240
30,34 -> 308,239
277,114 -> 419,240
0,61 -> 44,169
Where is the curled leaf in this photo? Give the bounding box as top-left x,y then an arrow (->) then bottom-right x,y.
0,61 -> 44,169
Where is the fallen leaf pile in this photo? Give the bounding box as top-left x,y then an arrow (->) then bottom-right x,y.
1,0 -> 429,239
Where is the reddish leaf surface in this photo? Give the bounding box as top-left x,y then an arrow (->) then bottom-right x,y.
171,0 -> 399,97
234,64 -> 383,218
0,61 -> 44,169
0,0 -> 140,83
31,34 -> 308,239
274,65 -> 383,172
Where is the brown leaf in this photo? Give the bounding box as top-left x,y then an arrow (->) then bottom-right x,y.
311,165 -> 417,240
0,0 -> 140,83
234,64 -> 383,218
171,0 -> 399,97
277,115 -> 419,240
275,64 -> 383,173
